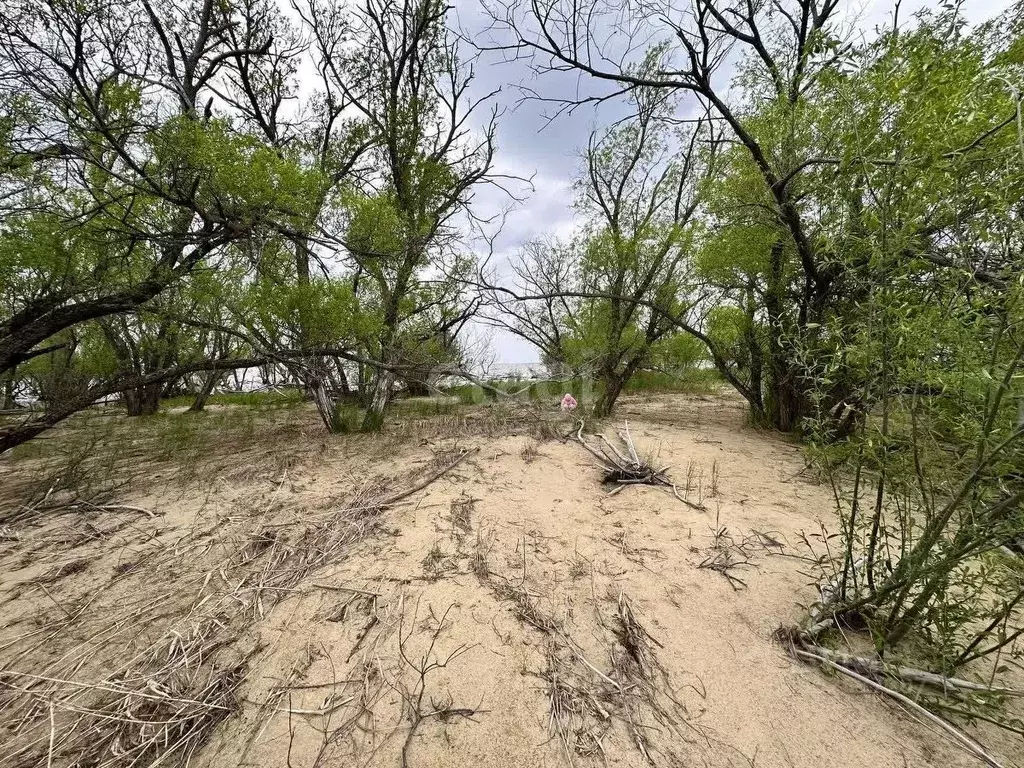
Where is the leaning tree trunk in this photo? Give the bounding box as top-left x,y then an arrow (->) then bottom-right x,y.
309,374 -> 338,431
189,370 -> 224,412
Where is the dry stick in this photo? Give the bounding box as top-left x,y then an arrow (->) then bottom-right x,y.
799,644 -> 1024,698
310,584 -> 381,597
47,700 -> 55,768
36,583 -> 73,621
93,503 -> 160,518
669,483 -> 707,512
575,423 -> 617,470
377,447 -> 479,508
793,649 -> 1004,768
597,434 -> 632,466
579,423 -> 708,512
621,422 -> 641,464
556,632 -> 623,694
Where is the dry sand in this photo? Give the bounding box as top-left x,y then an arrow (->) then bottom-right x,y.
0,392 -> 1019,768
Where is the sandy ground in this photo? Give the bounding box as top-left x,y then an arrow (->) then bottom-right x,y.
0,392 -> 1019,768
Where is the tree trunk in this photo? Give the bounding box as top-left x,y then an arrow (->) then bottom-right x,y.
766,369 -> 802,432
310,378 -> 337,431
124,384 -> 162,416
743,285 -> 766,424
291,362 -> 339,432
763,240 -> 805,431
332,359 -> 351,396
362,369 -> 394,432
592,369 -> 628,418
189,370 -> 223,412
2,369 -> 16,410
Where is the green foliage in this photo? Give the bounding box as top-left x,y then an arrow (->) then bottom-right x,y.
778,5 -> 1024,695
621,367 -> 720,395
149,117 -> 324,227
331,402 -> 363,433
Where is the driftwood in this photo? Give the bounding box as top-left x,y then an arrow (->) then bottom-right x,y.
575,422 -> 706,511
793,642 -> 1024,699
776,628 -> 1015,768
790,647 -> 1005,768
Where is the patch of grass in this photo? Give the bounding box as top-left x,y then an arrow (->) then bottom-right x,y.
392,396 -> 461,418
621,368 -> 722,395
471,529 -> 492,581
331,402 -> 362,433
146,408 -> 256,474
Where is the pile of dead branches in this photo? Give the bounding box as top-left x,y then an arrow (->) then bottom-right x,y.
575,422 -> 705,510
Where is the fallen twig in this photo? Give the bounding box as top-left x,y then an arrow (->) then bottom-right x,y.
378,447 -> 478,508
794,643 -> 1023,698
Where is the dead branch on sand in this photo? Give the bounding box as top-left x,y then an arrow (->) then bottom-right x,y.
394,600 -> 481,768
696,522 -> 755,591
481,562 -> 699,765
575,422 -> 706,511
775,627 -> 1012,768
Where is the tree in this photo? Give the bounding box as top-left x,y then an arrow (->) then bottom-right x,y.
0,0 -> 317,374
323,0 -> 500,430
0,0 -> 320,446
483,237 -> 580,377
220,0 -> 373,428
483,0 -> 1023,431
569,87 -> 710,416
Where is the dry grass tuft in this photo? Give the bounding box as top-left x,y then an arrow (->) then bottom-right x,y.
613,592 -> 663,682
568,556 -> 589,581
542,643 -> 611,762
489,578 -> 562,634
693,515 -> 778,591
0,621 -> 249,767
422,540 -> 456,581
520,442 -> 541,463
470,529 -> 493,582
449,494 -> 475,536
534,591 -> 698,767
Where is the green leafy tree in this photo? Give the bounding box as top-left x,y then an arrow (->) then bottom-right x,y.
0,0 -> 319,450
565,87 -> 711,416
322,0 -> 500,430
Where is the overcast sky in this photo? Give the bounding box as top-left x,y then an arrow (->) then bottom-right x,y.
451,0 -> 1016,367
